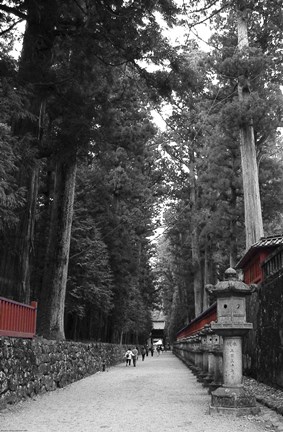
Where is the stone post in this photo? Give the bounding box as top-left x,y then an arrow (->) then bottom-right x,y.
209,268 -> 260,415
209,334 -> 223,393
204,327 -> 216,388
187,336 -> 196,367
192,335 -> 202,377
197,330 -> 208,382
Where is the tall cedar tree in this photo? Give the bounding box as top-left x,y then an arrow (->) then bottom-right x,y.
156,0 -> 283,334
182,0 -> 283,248
80,68 -> 161,344
0,0 -> 59,303
0,0 -> 179,339
155,45 -> 208,317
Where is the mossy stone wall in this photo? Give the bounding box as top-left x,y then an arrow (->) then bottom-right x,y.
0,337 -> 125,409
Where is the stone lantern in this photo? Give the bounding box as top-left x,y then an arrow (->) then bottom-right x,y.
197,328 -> 209,382
191,335 -> 202,377
209,267 -> 259,415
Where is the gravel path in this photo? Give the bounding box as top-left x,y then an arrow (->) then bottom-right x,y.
0,352 -> 282,432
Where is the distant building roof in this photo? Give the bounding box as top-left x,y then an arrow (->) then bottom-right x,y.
236,235 -> 283,269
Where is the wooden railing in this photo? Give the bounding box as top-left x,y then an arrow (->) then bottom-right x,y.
0,297 -> 37,338
176,302 -> 217,341
262,246 -> 283,280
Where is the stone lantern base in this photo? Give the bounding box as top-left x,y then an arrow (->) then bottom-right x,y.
209,386 -> 260,416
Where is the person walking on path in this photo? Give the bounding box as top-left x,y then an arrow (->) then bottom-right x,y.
141,346 -> 146,361
132,346 -> 138,367
124,348 -> 133,366
150,345 -> 154,357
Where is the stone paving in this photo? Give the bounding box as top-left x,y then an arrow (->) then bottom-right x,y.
0,352 -> 283,432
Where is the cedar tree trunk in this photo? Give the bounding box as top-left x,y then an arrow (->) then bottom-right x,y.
190,162 -> 202,317
0,0 -> 58,303
38,153 -> 77,339
237,3 -> 264,249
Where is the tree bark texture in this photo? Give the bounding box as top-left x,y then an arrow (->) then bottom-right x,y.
17,166 -> 39,304
203,238 -> 211,311
192,224 -> 202,317
190,164 -> 202,317
0,0 -> 58,303
237,4 -> 264,249
38,154 -> 77,340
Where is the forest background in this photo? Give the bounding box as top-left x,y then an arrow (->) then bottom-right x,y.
0,0 -> 282,344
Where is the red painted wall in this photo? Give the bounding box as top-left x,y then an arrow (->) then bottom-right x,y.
0,297 -> 37,338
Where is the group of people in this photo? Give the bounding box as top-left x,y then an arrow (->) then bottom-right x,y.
124,346 -> 139,366
124,344 -> 158,366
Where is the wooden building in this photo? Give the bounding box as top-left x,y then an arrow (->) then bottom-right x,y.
150,310 -> 165,345
235,235 -> 283,284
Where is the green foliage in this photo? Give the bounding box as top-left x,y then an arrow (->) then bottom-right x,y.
152,0 -> 283,340
260,142 -> 283,235
67,217 -> 114,317
55,62 -> 163,342
0,54 -> 26,232
91,93 -> 160,342
0,123 -> 26,230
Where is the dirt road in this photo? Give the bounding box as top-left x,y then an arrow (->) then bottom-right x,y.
0,352 -> 282,431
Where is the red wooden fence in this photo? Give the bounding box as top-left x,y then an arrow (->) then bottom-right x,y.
176,302 -> 217,341
0,297 -> 37,338
243,251 -> 269,284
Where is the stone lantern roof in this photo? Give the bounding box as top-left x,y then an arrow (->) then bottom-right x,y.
210,268 -> 253,296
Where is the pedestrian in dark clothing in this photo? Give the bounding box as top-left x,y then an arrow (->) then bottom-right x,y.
150,346 -> 154,357
141,347 -> 146,361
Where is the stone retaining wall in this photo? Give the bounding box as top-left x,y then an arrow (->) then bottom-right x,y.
0,337 -> 125,409
244,270 -> 283,388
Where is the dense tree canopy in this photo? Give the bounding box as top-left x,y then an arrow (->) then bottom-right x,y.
152,0 -> 283,338
0,0 -> 283,343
